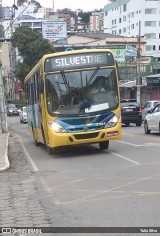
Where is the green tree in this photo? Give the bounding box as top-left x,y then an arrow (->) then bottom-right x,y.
10,26 -> 55,87
78,11 -> 91,24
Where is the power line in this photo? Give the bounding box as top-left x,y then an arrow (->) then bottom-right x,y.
3,1 -> 32,36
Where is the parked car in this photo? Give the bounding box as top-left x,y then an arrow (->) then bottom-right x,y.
120,98 -> 142,126
6,104 -> 19,116
19,106 -> 27,123
144,102 -> 160,134
142,100 -> 160,120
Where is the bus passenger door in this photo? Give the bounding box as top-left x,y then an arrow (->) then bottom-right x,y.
31,83 -> 37,132
39,79 -> 49,145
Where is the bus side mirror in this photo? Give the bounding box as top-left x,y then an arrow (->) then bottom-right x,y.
115,60 -> 120,80
39,80 -> 44,93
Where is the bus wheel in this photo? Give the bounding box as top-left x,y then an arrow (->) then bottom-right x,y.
32,127 -> 41,146
47,146 -> 57,155
41,125 -> 46,145
99,141 -> 109,150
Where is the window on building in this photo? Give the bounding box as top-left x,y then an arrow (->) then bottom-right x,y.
105,11 -> 108,16
123,27 -> 126,33
119,29 -> 122,34
119,18 -> 121,23
146,45 -> 152,51
153,45 -> 156,50
123,16 -> 126,21
153,57 -> 158,62
21,22 -> 32,27
33,22 -> 42,27
159,46 -> 160,50
145,33 -> 156,39
131,12 -> 134,17
131,24 -> 134,29
145,8 -> 157,14
123,4 -> 127,12
145,21 -> 156,27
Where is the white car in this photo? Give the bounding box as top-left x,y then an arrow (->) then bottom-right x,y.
19,106 -> 28,123
144,103 -> 160,134
142,100 -> 160,120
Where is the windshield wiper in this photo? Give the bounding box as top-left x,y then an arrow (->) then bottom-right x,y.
87,67 -> 100,86
60,71 -> 72,95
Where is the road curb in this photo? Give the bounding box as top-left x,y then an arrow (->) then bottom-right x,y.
0,132 -> 10,172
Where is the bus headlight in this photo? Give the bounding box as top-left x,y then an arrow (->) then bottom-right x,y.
48,121 -> 67,133
105,113 -> 121,128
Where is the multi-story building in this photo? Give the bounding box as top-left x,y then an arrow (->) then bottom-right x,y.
18,18 -> 43,34
104,0 -> 160,101
55,13 -> 71,31
90,11 -> 104,32
104,0 -> 160,62
37,7 -> 54,18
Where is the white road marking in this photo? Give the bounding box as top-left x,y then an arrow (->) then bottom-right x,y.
109,151 -> 140,165
116,140 -> 160,147
19,137 -> 39,172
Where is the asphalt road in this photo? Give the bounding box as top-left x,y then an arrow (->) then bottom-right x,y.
7,116 -> 160,232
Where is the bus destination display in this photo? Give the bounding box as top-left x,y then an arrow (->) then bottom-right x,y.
45,52 -> 114,72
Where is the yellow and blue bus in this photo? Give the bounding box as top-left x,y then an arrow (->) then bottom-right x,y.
24,49 -> 121,154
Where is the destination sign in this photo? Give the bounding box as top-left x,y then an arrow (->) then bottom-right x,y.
44,52 -> 114,72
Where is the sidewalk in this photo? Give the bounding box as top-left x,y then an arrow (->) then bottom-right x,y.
0,128 -> 10,171
0,130 -> 52,230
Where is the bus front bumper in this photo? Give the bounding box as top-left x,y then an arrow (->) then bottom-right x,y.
48,123 -> 122,148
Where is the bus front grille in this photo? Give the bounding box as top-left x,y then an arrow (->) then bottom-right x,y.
74,132 -> 99,140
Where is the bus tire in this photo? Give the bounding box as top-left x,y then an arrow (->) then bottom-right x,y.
41,125 -> 46,145
47,146 -> 57,155
99,141 -> 109,150
32,126 -> 41,146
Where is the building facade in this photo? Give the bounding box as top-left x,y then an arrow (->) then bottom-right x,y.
90,11 -> 104,32
104,0 -> 160,63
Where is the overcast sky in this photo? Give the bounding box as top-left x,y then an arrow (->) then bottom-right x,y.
2,0 -> 110,11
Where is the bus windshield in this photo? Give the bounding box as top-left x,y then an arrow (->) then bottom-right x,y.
45,68 -> 118,116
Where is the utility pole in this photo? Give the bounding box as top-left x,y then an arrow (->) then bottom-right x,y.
0,56 -> 8,133
136,21 -> 141,104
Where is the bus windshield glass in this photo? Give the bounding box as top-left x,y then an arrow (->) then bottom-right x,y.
45,68 -> 118,116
